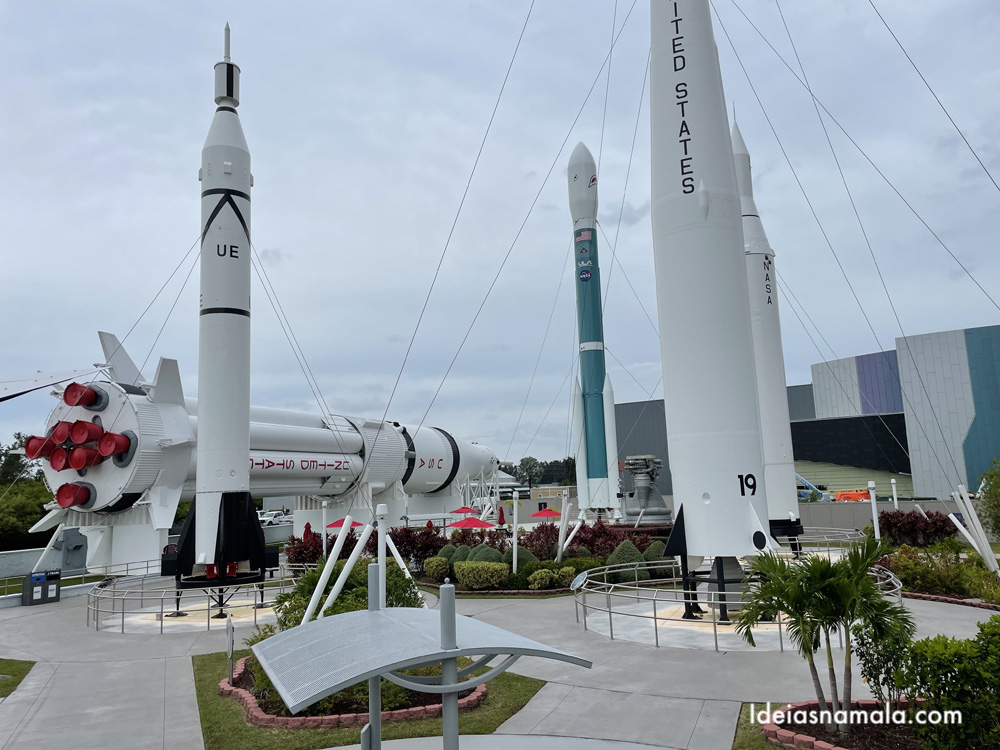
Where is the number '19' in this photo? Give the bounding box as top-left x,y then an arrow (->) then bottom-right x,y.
738,473 -> 757,496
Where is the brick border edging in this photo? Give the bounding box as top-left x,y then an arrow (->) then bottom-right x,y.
218,656 -> 487,729
759,699 -> 925,750
901,591 -> 1000,611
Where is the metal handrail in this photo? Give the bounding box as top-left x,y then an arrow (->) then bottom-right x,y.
85,568 -> 296,634
0,558 -> 164,598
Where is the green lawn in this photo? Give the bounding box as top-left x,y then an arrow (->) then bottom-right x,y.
732,703 -> 777,750
192,649 -> 545,750
0,658 -> 36,699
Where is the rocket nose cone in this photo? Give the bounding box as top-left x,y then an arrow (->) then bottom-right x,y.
731,121 -> 749,156
568,142 -> 598,219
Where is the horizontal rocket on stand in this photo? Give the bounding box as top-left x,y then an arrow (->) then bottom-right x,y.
567,142 -> 621,515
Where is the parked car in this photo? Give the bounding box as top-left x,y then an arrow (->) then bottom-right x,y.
259,510 -> 292,526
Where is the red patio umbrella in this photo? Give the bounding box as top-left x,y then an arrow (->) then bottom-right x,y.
497,506 -> 506,525
530,508 -> 561,518
447,517 -> 495,529
449,505 -> 478,514
327,518 -> 363,528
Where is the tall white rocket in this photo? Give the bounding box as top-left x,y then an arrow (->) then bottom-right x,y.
650,1 -> 770,557
193,25 -> 256,575
733,123 -> 802,537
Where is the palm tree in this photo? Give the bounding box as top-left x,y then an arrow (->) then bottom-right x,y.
826,538 -> 914,731
798,555 -> 843,714
735,552 -> 833,730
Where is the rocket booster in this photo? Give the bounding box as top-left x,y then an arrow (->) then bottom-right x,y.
650,1 -> 770,556
192,26 -> 259,578
733,123 -> 802,537
567,142 -> 620,511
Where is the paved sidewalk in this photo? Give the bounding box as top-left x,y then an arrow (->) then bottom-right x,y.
0,586 -> 992,750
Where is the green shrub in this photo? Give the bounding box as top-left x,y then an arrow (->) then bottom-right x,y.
557,566 -> 575,588
605,540 -> 649,583
438,544 -> 458,561
643,540 -> 666,561
528,569 -> 555,590
501,545 -> 538,567
423,556 -> 449,582
573,546 -> 592,558
507,557 -> 604,590
469,543 -> 503,563
452,544 -> 472,563
898,616 -> 1000,750
453,561 -> 509,590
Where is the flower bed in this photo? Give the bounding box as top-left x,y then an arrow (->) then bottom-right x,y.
219,656 -> 487,729
760,699 -> 924,750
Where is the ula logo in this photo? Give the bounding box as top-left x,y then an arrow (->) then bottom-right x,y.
579,269 -> 592,282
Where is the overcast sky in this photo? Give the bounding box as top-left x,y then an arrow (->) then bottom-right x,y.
2,1 -> 998,465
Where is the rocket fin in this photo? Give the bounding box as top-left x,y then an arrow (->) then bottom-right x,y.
98,331 -> 145,387
571,377 -> 591,510
29,507 -> 68,534
150,358 -> 185,406
748,503 -> 779,552
145,485 -> 183,530
663,505 -> 687,557
602,374 -> 620,509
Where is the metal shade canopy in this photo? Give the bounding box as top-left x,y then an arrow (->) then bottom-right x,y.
252,606 -> 591,714
447,517 -> 495,529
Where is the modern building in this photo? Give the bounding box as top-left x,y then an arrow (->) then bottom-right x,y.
614,324 -> 1000,501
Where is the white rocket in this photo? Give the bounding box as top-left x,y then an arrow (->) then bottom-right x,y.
733,123 -> 803,539
567,143 -> 620,513
190,24 -> 259,582
23,27 -> 498,574
650,0 -> 771,558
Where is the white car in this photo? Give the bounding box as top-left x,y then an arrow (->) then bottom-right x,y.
259,511 -> 292,526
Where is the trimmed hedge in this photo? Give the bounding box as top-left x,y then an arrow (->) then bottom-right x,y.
605,540 -> 649,583
453,561 -> 510,590
452,544 -> 472,563
574,546 -> 592,559
501,545 -> 538,567
507,557 -> 604,591
423,556 -> 449,582
643,540 -> 666,560
469,544 -> 503,563
528,566 -> 576,590
438,544 -> 458,561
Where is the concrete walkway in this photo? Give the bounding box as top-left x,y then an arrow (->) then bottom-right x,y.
0,587 -> 993,750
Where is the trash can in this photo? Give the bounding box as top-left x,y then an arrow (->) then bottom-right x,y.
21,570 -> 61,606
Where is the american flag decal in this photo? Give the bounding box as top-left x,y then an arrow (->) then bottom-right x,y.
577,230 -> 592,242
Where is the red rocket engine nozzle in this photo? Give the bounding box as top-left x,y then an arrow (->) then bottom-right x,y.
25,435 -> 57,459
49,448 -> 70,471
69,420 -> 104,445
51,421 -> 74,444
64,382 -> 100,407
68,446 -> 102,470
97,431 -> 131,457
56,483 -> 91,508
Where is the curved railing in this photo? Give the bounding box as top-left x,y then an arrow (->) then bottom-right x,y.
85,567 -> 296,633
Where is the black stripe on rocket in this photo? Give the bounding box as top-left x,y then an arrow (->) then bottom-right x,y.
200,189 -> 251,247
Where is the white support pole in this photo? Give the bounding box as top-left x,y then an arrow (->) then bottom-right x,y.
955,484 -> 1000,573
555,491 -> 570,562
868,481 -> 880,540
890,479 -> 898,510
914,504 -> 928,520
322,500 -> 329,554
948,513 -> 986,557
563,520 -> 583,552
512,490 -> 519,575
301,514 -> 353,625
318,523 -> 374,618
385,534 -> 425,608
376,503 -> 388,609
